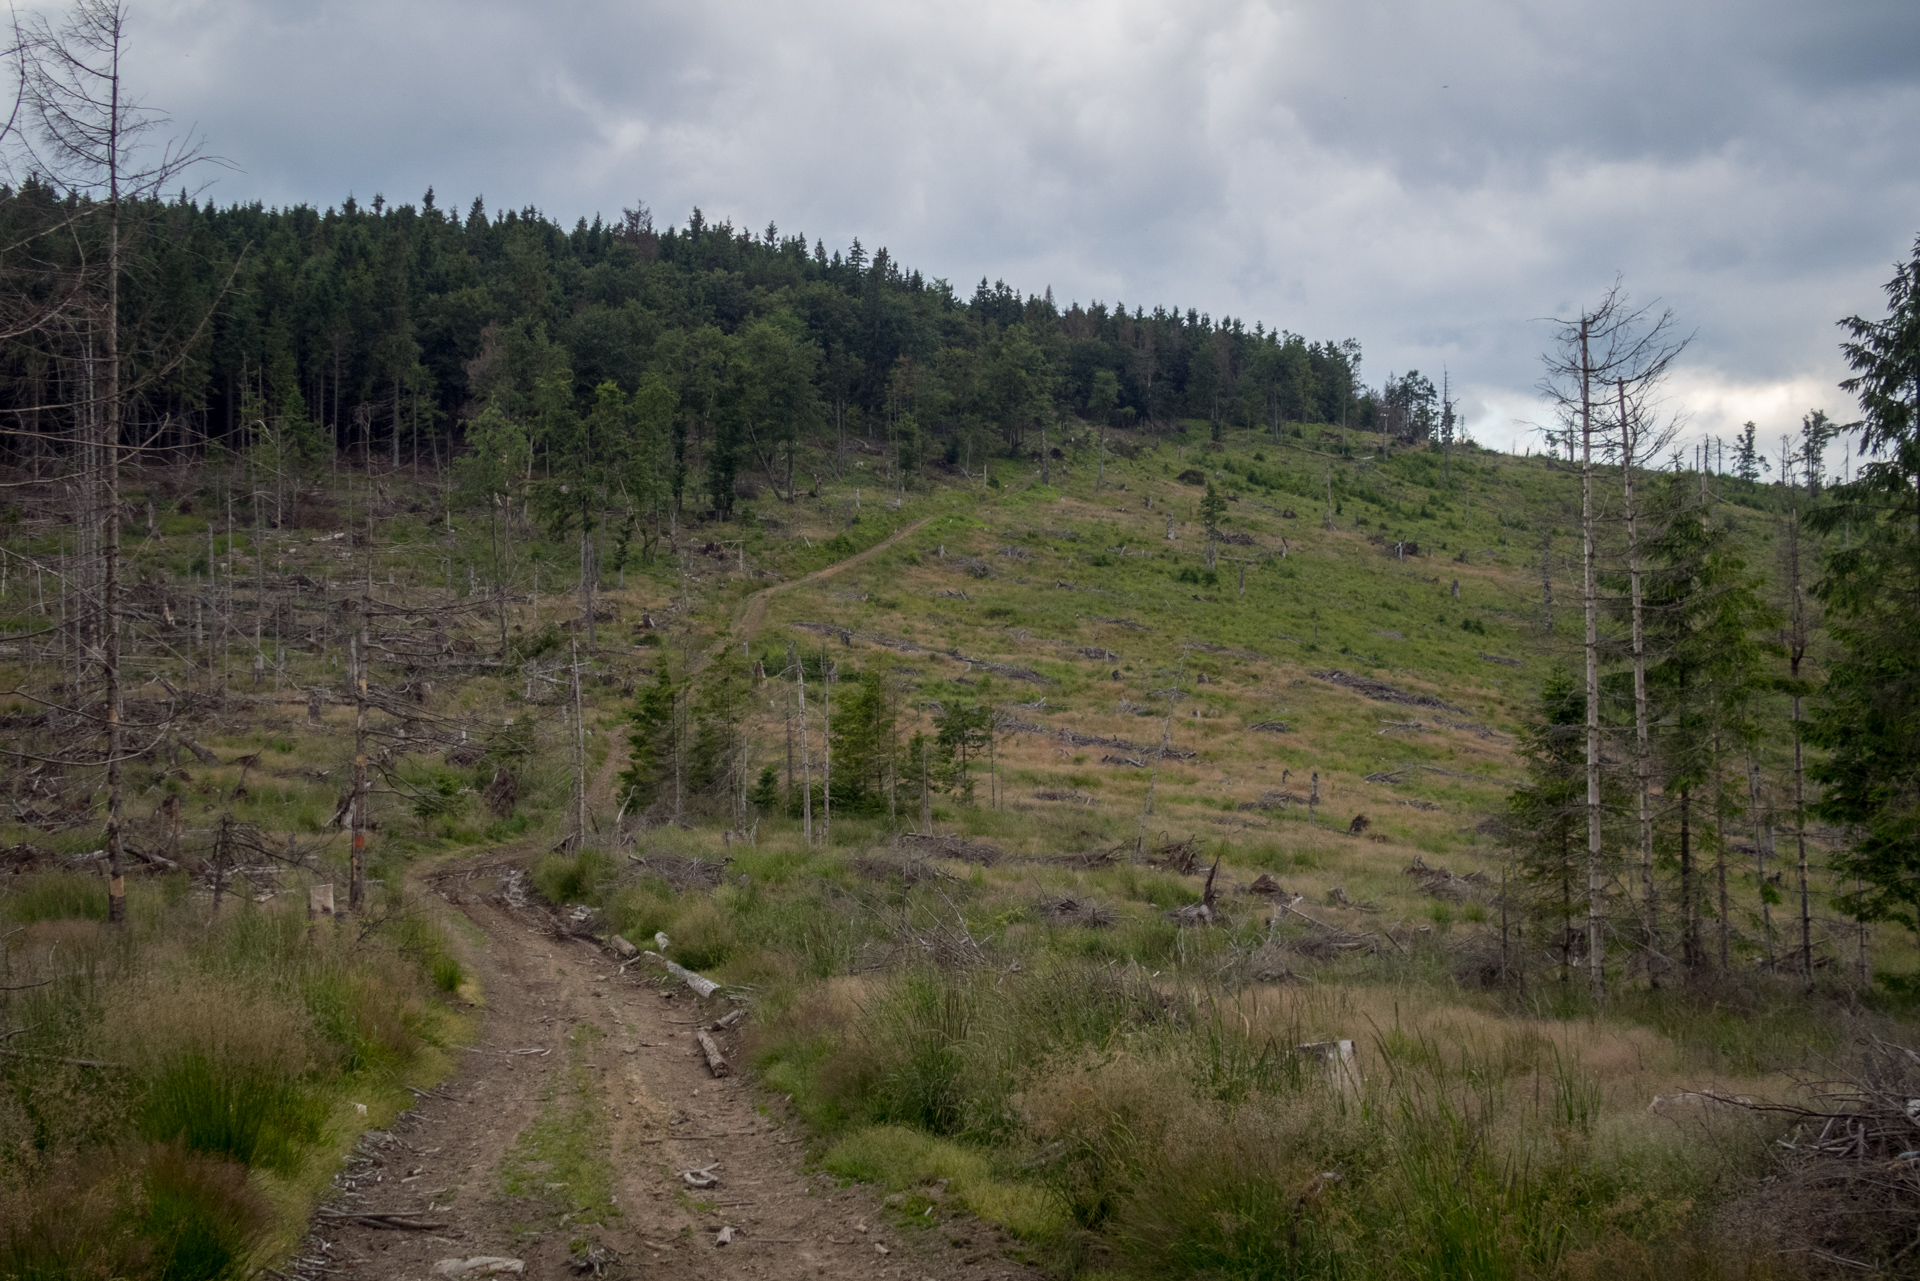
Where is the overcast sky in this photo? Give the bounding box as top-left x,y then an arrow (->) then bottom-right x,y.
129,0 -> 1920,459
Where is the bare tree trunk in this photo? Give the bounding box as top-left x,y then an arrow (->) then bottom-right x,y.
579,518 -> 595,644
1749,753 -> 1774,968
886,676 -> 898,830
1134,713 -> 1172,858
350,499 -> 371,911
919,742 -> 931,833
101,184 -> 126,926
1857,884 -> 1871,988
1539,528 -> 1554,636
349,629 -> 367,912
1136,661 -> 1182,855
492,503 -> 508,657
1680,787 -> 1696,970
988,714 -> 998,810
1620,379 -> 1654,986
1714,756 -> 1729,970
1579,317 -> 1605,1002
570,639 -> 588,848
793,644 -> 813,845
821,649 -> 832,847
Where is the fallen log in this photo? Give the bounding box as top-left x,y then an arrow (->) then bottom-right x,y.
315,1208 -> 448,1230
644,950 -> 720,998
695,1029 -> 732,1078
432,1258 -> 524,1277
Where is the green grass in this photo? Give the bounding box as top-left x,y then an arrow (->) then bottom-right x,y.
500,1024 -> 617,1228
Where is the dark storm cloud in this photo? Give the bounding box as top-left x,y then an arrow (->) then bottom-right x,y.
129,0 -> 1920,449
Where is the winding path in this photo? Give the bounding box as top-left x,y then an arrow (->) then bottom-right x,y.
712,514 -> 936,667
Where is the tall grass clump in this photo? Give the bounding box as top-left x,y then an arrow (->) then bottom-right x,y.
0,870 -> 463,1279
532,848 -> 614,904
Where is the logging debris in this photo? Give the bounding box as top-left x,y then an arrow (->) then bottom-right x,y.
1312,669 -> 1463,713
1150,837 -> 1203,873
1036,895 -> 1117,927
1401,855 -> 1489,900
895,831 -> 1006,865
695,1030 -> 731,1077
627,853 -> 729,889
851,851 -> 958,885
1165,857 -> 1221,927
643,951 -> 721,999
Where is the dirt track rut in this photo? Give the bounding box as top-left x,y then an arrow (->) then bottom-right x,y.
285,851 -> 1037,1281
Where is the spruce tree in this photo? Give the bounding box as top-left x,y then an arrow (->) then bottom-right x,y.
1811,234 -> 1920,931
1641,474 -> 1778,971
623,664 -> 678,813
1503,668 -> 1590,984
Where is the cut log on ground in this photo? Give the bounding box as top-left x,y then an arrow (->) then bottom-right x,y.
696,1029 -> 732,1077
645,950 -> 720,998
315,1208 -> 449,1230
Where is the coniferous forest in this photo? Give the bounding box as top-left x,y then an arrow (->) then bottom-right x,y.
6,4 -> 1920,1279
0,180 -> 1371,512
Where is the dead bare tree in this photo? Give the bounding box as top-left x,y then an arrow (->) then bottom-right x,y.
8,0 -> 210,925
1611,337 -> 1687,986
1540,281 -> 1687,1000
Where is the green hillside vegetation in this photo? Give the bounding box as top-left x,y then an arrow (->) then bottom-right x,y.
5,391 -> 1913,1276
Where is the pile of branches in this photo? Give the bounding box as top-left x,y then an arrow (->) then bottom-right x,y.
1059,728 -> 1197,761
626,852 -> 729,890
1036,895 -> 1116,928
854,902 -> 992,971
1723,1039 -> 1920,1274
1148,837 -> 1203,873
896,832 -> 1005,866
1272,922 -> 1379,960
1403,855 -> 1490,901
949,652 -> 1052,685
1067,842 -> 1128,868
1312,669 -> 1462,713
849,851 -> 956,887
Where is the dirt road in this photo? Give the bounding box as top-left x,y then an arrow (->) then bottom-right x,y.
283,851 -> 1037,1281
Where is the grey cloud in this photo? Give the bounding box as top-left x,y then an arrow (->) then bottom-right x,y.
127,0 -> 1920,445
